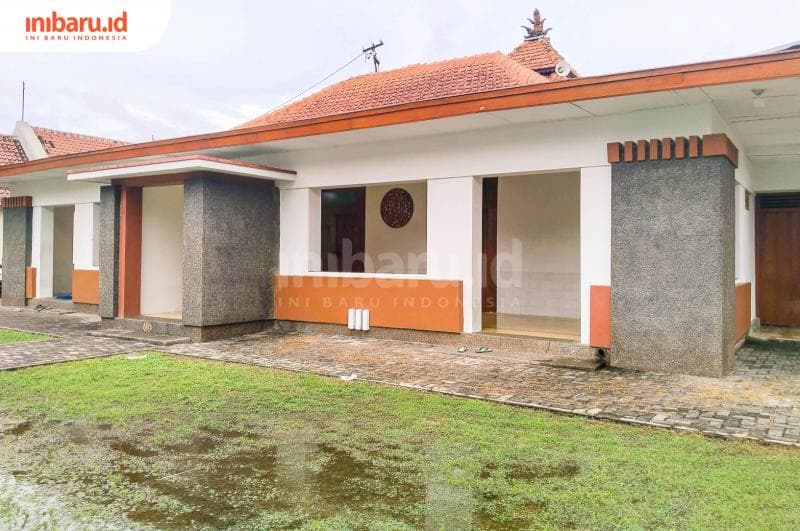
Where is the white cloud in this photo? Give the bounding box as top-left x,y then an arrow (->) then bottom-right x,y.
1,0 -> 797,140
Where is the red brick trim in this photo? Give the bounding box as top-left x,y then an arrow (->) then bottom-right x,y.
648,139 -> 661,160
607,143 -> 622,164
675,136 -> 688,159
688,135 -> 702,157
607,133 -> 738,167
1,196 -> 32,208
661,138 -> 674,160
636,140 -> 649,161
623,141 -> 636,162
702,133 -> 739,167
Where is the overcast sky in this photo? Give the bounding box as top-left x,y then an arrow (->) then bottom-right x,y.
0,0 -> 797,142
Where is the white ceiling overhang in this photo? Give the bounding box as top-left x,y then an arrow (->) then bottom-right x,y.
66,155 -> 295,184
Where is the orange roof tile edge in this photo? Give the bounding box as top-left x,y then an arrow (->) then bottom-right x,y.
1,49 -> 800,178
238,51 -> 549,129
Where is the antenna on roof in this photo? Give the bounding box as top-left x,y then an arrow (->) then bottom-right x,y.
21,81 -> 26,122
261,42 -> 386,116
363,40 -> 384,72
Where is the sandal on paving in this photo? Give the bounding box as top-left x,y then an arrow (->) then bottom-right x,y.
457,346 -> 468,353
475,346 -> 492,353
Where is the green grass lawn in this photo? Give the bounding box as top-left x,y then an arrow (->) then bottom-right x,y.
0,352 -> 798,530
0,327 -> 51,345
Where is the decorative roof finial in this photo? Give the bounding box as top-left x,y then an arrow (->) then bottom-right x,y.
522,8 -> 551,41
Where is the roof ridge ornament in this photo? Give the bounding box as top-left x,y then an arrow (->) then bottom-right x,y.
522,8 -> 551,41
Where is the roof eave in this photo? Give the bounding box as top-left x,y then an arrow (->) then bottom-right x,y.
3,49 -> 800,178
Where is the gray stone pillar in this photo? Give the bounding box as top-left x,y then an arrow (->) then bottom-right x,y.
182,175 -> 279,330
2,204 -> 32,307
609,136 -> 736,377
99,185 -> 121,319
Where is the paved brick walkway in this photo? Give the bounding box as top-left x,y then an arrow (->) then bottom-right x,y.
166,333 -> 800,447
0,308 -> 149,370
1,307 -> 800,446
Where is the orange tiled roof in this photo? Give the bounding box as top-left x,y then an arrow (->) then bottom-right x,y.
238,51 -> 549,128
32,126 -> 127,157
0,135 -> 27,166
508,38 -> 566,75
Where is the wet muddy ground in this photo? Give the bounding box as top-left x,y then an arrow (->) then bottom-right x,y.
0,416 -> 563,529
1,352 -> 799,530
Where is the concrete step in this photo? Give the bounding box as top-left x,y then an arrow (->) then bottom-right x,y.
107,317 -> 187,337
88,329 -> 190,346
541,357 -> 606,371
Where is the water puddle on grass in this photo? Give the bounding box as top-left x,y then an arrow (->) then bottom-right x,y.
102,428 -> 427,529
480,459 -> 580,481
2,420 -> 560,529
7,420 -> 32,435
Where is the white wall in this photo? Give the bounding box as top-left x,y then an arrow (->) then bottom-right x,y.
751,160 -> 800,192
73,203 -> 99,270
52,206 -> 74,296
31,206 -> 54,298
734,183 -> 756,321
8,177 -> 100,207
580,166 -> 612,343
427,177 -> 482,333
496,172 -> 580,318
0,208 -> 3,267
365,183 -> 427,274
140,185 -> 183,316
265,104 -> 716,191
280,187 -> 321,274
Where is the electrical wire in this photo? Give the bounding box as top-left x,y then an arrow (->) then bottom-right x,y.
264,50 -> 367,114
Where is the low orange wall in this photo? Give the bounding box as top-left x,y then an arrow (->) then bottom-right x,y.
25,267 -> 36,299
590,285 -> 611,348
73,269 -> 100,305
735,282 -> 751,342
274,275 -> 463,333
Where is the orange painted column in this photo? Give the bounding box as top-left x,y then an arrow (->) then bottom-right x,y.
25,267 -> 37,299
590,285 -> 611,348
734,282 -> 751,342
118,186 -> 142,318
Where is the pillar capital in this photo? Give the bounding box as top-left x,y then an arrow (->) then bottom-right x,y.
607,133 -> 738,168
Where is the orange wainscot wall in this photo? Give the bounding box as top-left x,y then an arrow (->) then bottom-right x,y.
72,269 -> 100,305
590,285 -> 611,349
734,282 -> 752,342
274,275 -> 463,333
25,267 -> 37,299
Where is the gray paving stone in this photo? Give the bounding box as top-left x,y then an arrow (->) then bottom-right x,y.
1,307 -> 800,447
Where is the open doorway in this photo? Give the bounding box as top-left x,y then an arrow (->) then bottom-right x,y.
52,205 -> 75,299
482,172 -> 580,341
321,187 -> 366,272
140,185 -> 184,320
320,183 -> 427,274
